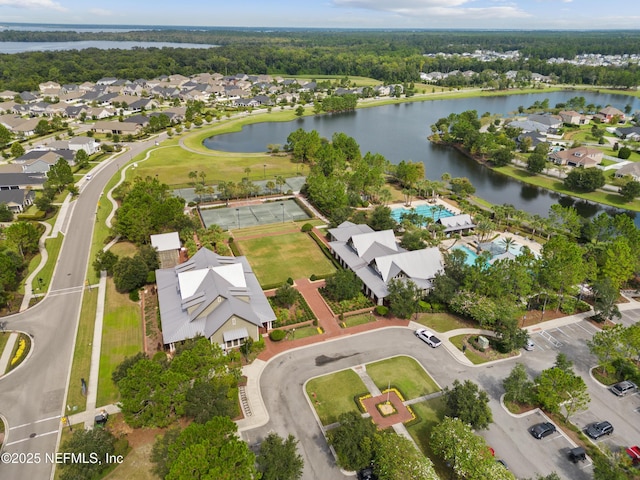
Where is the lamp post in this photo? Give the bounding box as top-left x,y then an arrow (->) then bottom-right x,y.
280,202 -> 284,223
236,208 -> 240,229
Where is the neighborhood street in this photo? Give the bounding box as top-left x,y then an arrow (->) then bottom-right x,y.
0,137 -> 161,480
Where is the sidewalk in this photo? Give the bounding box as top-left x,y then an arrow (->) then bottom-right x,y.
0,332 -> 18,375
19,221 -> 53,312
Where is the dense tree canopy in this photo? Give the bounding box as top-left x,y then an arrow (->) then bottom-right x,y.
256,433 -> 304,480
443,379 -> 493,430
113,176 -> 193,244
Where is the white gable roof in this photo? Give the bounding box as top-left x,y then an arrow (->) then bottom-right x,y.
211,263 -> 246,289
350,230 -> 398,257
374,248 -> 444,282
178,269 -> 209,300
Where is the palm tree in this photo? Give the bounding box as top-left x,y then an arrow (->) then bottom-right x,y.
244,167 -> 251,180
378,188 -> 392,206
198,171 -> 206,186
500,236 -> 517,254
188,170 -> 198,188
275,176 -> 286,194
475,218 -> 495,244
266,180 -> 276,195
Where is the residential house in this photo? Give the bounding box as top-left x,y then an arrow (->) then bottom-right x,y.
596,106 -> 625,123
155,248 -> 276,352
0,189 -> 35,213
0,172 -> 46,190
92,120 -> 141,135
548,146 -> 603,168
123,115 -> 151,128
0,90 -> 18,100
11,117 -> 41,137
615,162 -> 640,181
328,222 -> 444,305
614,126 -> 640,141
96,77 -> 118,86
38,81 -> 61,94
69,136 -> 100,155
559,110 -> 590,125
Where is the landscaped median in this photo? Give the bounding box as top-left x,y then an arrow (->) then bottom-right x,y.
305,356 -> 449,477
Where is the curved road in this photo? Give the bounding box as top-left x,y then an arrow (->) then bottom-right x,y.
0,136 -> 162,479
244,327 -> 599,480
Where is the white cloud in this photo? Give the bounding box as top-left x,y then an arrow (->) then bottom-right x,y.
332,0 -> 530,19
89,8 -> 114,16
0,0 -> 66,11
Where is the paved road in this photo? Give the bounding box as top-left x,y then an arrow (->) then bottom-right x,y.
0,136 -> 161,480
243,313 -> 640,480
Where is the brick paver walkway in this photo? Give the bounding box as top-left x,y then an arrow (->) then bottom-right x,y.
362,391 -> 414,429
258,278 -> 409,361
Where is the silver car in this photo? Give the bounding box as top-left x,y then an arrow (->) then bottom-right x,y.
610,380 -> 637,396
414,328 -> 442,348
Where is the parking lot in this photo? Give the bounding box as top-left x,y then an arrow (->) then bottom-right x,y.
483,309 -> 640,479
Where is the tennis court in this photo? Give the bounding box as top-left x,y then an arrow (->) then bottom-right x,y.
199,199 -> 311,230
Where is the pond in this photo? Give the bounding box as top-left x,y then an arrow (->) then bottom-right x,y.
204,91 -> 640,224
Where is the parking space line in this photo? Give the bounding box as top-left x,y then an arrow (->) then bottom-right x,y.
573,322 -> 597,335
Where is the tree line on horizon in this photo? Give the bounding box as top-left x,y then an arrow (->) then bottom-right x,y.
2,30 -> 640,91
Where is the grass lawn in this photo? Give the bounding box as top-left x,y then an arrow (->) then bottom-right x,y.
449,335 -> 489,364
66,288 -> 98,415
406,397 -> 448,478
494,164 -> 640,211
365,356 -> 440,399
104,443 -> 156,480
109,241 -> 138,258
0,333 -> 9,371
232,222 -> 303,240
96,279 -> 143,407
18,232 -> 63,295
306,369 -> 367,425
236,231 -> 336,287
284,324 -> 321,340
341,313 -> 375,328
416,312 -> 476,332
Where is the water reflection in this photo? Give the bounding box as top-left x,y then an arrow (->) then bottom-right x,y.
204,91 -> 640,225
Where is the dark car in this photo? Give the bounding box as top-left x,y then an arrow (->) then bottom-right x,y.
610,380 -> 637,397
568,447 -> 587,463
586,421 -> 614,439
357,466 -> 377,480
529,422 -> 556,439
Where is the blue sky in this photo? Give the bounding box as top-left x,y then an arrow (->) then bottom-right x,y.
1,0 -> 639,30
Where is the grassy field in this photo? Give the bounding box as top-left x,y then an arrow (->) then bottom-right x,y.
494,164 -> 640,211
109,241 -> 138,258
415,312 -> 476,332
0,332 -> 9,372
306,369 -> 367,425
406,397 -> 448,478
365,356 -> 441,399
236,231 -> 336,286
65,287 -> 98,415
104,442 -> 156,480
96,279 -> 143,407
341,313 -> 375,328
284,324 -> 321,340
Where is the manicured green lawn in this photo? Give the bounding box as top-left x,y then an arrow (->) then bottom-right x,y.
494,164 -> 640,211
416,312 -> 476,332
96,279 -> 143,407
0,332 -> 9,372
341,313 -> 375,328
449,335 -> 489,365
66,288 -> 98,415
236,231 -> 336,287
284,324 -> 321,340
406,397 -> 449,478
365,356 -> 441,399
306,369 -> 367,425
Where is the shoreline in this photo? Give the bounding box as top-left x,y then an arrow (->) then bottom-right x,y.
176,85 -> 640,213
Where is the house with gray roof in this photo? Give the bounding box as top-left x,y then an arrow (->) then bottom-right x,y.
156,248 -> 276,352
548,146 -> 603,168
328,222 -> 444,305
0,172 -> 46,190
615,162 -> 640,181
437,214 -> 476,234
0,189 -> 35,213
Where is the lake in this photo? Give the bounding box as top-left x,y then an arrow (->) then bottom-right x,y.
0,41 -> 217,54
204,91 -> 640,224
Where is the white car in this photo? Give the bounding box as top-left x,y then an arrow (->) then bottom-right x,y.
85,174 -> 92,181
415,328 -> 442,348
524,339 -> 535,351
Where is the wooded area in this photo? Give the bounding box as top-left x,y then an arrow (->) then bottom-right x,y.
2,30 -> 640,90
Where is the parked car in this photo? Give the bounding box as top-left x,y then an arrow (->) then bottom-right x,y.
414,328 -> 442,348
627,446 -> 640,465
524,339 -> 535,351
610,380 -> 637,397
568,447 -> 587,463
585,421 -> 614,439
85,174 -> 92,181
529,422 -> 556,439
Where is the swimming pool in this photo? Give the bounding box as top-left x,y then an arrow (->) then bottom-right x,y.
452,245 -> 481,266
491,238 -> 523,256
391,204 -> 455,224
